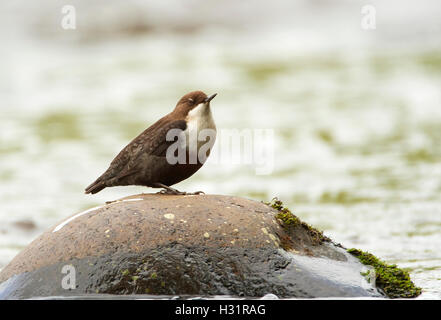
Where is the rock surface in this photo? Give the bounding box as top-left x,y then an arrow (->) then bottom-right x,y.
0,194 -> 382,299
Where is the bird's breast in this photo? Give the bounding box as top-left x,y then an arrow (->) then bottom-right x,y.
185,105 -> 216,152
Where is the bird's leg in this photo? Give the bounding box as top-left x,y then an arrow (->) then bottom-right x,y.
153,183 -> 186,195
153,183 -> 204,195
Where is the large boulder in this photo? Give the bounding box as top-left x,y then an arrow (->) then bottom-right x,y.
0,194 -> 388,299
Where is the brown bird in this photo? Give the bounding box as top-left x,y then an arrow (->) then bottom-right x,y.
85,90 -> 217,195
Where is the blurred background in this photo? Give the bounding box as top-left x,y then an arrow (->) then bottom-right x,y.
0,0 -> 440,298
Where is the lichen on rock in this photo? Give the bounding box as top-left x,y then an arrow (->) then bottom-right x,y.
265,197 -> 330,245
347,248 -> 422,298
266,197 -> 421,299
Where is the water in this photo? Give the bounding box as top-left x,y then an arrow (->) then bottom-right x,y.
1,0 -> 440,299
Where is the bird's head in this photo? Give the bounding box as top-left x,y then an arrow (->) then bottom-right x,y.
174,91 -> 217,116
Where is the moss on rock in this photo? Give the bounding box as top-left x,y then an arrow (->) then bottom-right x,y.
266,198 -> 330,244
347,248 -> 422,298
265,197 -> 421,299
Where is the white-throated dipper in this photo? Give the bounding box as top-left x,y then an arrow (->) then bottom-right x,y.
85,91 -> 217,195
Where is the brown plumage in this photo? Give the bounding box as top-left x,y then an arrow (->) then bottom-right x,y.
85,90 -> 217,195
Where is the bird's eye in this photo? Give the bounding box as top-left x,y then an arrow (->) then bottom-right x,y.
188,98 -> 194,104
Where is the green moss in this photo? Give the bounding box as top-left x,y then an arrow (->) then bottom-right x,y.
121,269 -> 130,276
266,199 -> 421,298
266,197 -> 330,245
347,248 -> 422,298
268,198 -> 300,225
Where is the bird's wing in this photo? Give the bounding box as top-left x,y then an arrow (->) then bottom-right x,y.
101,119 -> 187,182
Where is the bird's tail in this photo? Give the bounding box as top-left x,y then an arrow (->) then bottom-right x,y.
85,179 -> 106,194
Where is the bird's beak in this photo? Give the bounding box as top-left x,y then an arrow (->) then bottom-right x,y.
205,93 -> 217,103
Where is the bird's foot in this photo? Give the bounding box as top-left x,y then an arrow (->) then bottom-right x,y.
153,183 -> 204,195
157,188 -> 187,195
157,189 -> 205,195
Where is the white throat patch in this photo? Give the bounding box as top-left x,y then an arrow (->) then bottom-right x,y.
185,103 -> 216,151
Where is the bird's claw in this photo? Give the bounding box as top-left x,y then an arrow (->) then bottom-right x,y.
157,188 -> 186,195
157,189 -> 205,195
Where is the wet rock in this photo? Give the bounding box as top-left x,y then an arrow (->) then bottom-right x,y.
0,194 -> 383,299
